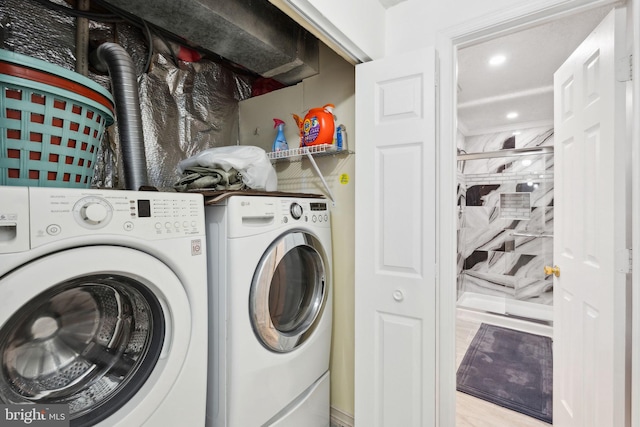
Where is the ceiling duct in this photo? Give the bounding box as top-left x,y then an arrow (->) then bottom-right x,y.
101,0 -> 319,85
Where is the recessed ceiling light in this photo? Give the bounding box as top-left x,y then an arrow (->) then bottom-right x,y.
489,55 -> 506,66
512,131 -> 521,136
522,159 -> 532,166
506,112 -> 519,119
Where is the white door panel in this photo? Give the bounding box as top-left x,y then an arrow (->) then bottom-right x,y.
553,8 -> 628,427
355,48 -> 437,426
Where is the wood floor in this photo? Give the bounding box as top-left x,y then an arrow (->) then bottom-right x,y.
455,311 -> 553,427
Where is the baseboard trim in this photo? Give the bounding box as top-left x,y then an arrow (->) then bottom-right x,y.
330,406 -> 354,427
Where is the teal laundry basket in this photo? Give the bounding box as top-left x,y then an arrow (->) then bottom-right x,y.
0,49 -> 115,188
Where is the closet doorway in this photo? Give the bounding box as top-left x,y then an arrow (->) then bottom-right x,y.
454,5 -> 616,426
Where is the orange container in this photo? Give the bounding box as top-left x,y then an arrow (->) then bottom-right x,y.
293,104 -> 335,147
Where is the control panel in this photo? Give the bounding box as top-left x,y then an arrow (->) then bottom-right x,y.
279,199 -> 330,226
225,196 -> 330,239
26,187 -> 205,248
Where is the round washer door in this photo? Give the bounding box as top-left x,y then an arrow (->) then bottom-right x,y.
250,231 -> 329,353
0,246 -> 191,426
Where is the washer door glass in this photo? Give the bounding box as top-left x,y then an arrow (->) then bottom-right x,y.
0,246 -> 190,427
0,275 -> 163,425
250,231 -> 329,352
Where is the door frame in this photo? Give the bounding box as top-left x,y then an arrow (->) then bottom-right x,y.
434,0 -> 638,425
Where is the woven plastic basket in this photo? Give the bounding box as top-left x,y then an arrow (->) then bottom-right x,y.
0,49 -> 115,188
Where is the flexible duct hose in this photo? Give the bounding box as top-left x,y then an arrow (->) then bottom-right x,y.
92,43 -> 148,190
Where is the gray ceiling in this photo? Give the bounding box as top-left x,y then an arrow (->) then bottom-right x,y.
456,5 -> 613,135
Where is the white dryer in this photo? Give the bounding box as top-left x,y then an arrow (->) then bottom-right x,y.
0,186 -> 208,427
205,195 -> 332,427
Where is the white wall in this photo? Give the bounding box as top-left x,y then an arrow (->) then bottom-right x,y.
386,0 -> 527,52
269,0 -> 386,62
300,0 -> 386,60
384,0 -> 624,55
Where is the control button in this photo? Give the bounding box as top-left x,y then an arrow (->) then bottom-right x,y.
165,222 -> 172,229
312,215 -> 317,223
46,224 -> 61,236
324,214 -> 329,222
123,221 -> 134,231
174,221 -> 180,228
283,217 -> 288,223
191,221 -> 196,228
183,221 -> 189,228
155,222 -> 162,229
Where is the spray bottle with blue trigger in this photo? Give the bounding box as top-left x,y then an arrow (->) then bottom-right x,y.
272,118 -> 289,152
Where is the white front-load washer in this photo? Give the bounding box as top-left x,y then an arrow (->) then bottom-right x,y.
205,195 -> 332,427
0,186 -> 208,427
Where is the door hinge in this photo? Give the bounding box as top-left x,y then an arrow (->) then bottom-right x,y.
616,54 -> 632,82
616,248 -> 632,274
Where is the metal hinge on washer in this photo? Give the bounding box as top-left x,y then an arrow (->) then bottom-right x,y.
616,248 -> 632,274
616,54 -> 632,82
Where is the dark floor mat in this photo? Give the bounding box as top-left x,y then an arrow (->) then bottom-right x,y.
456,323 -> 553,423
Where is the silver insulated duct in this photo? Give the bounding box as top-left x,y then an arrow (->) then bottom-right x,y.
99,0 -> 319,85
92,42 -> 149,190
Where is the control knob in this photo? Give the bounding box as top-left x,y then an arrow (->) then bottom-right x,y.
290,202 -> 303,220
74,197 -> 113,228
85,203 -> 108,224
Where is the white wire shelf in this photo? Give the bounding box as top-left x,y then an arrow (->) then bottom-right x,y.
267,144 -> 337,160
266,144 -> 352,206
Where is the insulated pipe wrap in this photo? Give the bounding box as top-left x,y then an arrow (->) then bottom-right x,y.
94,43 -> 148,190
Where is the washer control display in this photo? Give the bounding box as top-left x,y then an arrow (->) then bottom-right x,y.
310,202 -> 327,211
138,199 -> 152,217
